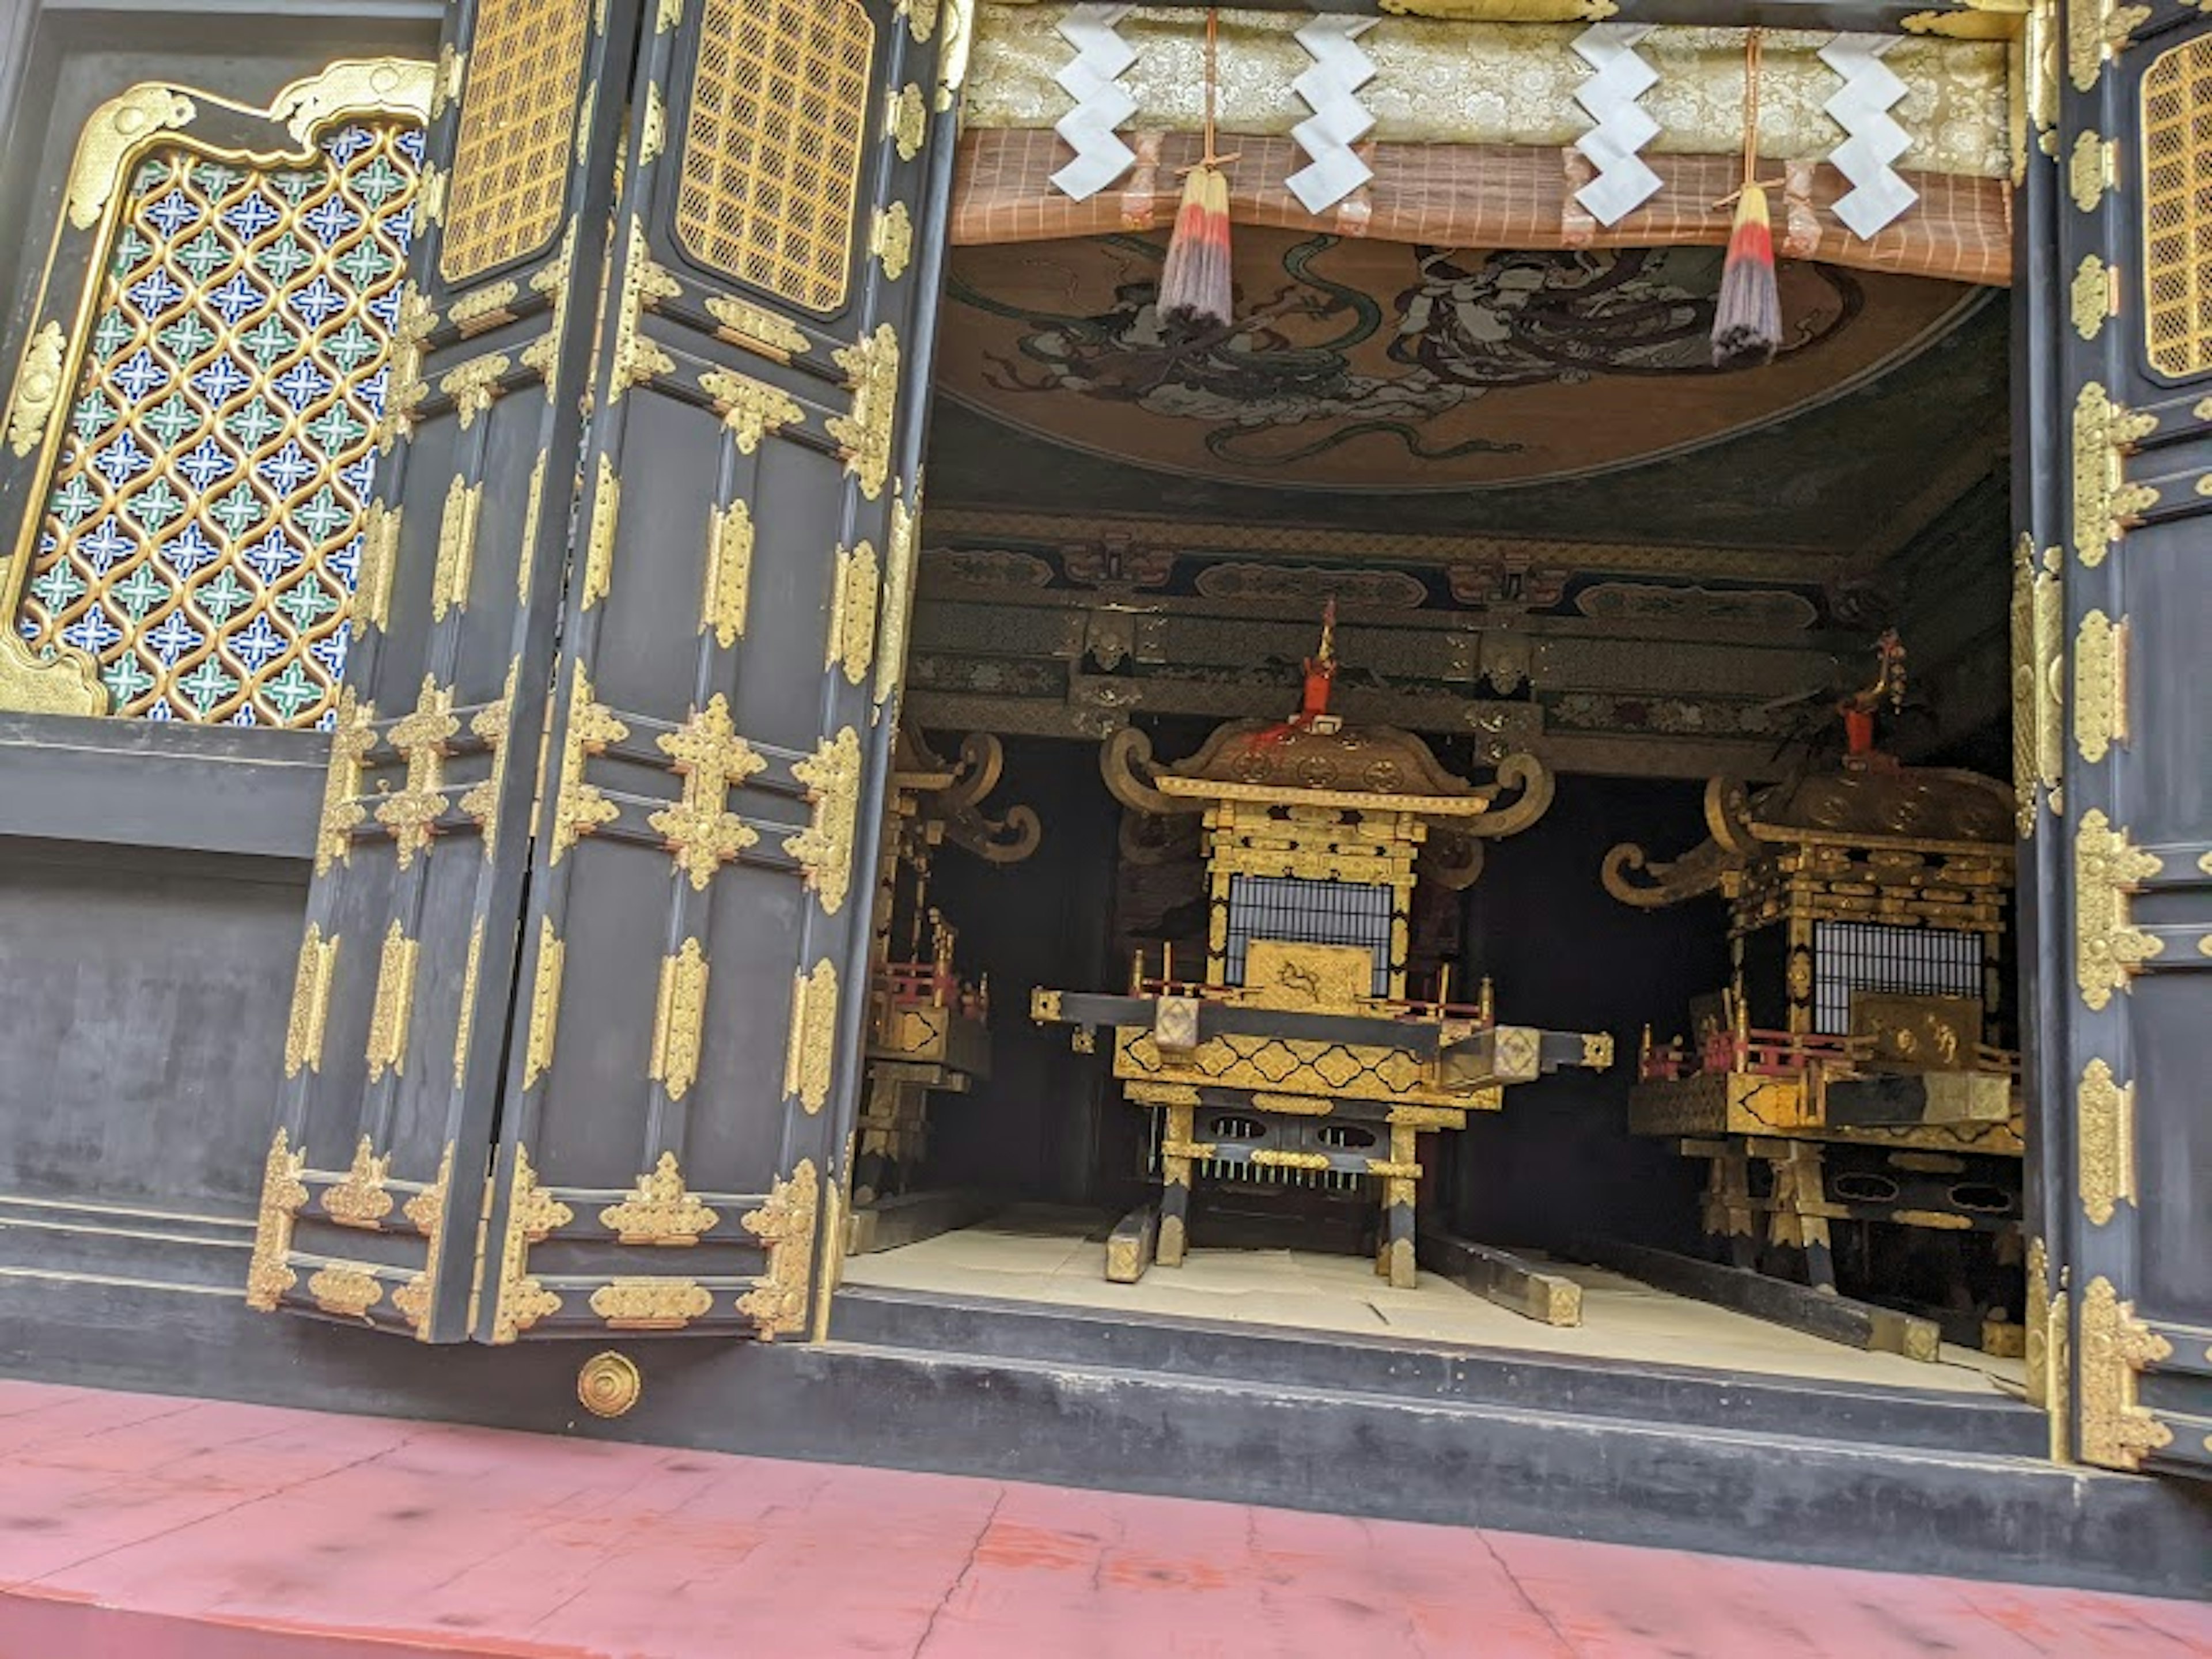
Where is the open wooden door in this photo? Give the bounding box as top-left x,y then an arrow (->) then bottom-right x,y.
2018,0 -> 2212,1471
253,0 -> 968,1345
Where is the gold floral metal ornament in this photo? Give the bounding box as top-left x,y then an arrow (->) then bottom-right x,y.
828,324 -> 899,500
2074,809 -> 2162,1008
488,1146 -> 572,1342
2076,1058 -> 2135,1225
285,926 -> 339,1077
702,498 -> 753,646
245,1128 -> 309,1310
650,695 -> 766,889
786,728 -> 862,914
366,921 -> 421,1081
2078,1275 -> 2172,1469
577,1351 -> 643,1416
738,1158 -> 819,1338
3,322 -> 64,457
603,1150 -> 719,1243
323,1135 -> 396,1229
785,961 -> 838,1112
2072,383 -> 2158,567
647,946 -> 713,1104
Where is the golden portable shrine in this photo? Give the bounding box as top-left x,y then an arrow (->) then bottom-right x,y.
853,725 -> 1039,1243
1604,638 -> 2026,1349
1033,612 -> 1611,1287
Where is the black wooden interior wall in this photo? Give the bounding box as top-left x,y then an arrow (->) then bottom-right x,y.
0,2 -> 441,1292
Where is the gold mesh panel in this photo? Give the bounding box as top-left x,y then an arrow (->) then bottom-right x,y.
2141,36 -> 2212,381
677,0 -> 874,313
441,0 -> 590,285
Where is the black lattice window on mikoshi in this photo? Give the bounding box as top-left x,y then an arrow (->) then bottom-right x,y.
1811,921 -> 1982,1035
16,122 -> 423,727
1225,875 -> 1393,998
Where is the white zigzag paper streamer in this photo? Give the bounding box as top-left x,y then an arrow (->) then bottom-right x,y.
1571,23 -> 1661,227
1819,35 -> 1916,240
1051,5 -> 1137,202
1287,15 -> 1378,216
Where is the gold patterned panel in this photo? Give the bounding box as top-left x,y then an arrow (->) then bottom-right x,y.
2141,35 -> 2212,380
441,0 -> 590,283
2073,609 -> 2125,763
676,0 -> 874,313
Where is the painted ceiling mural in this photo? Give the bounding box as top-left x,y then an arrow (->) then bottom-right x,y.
935,229 -> 1985,493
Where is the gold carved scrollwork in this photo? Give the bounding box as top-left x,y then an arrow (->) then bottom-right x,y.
67,84 -> 196,229
285,926 -> 338,1078
2067,130 -> 2115,211
393,1141 -> 454,1339
366,921 -> 420,1081
317,688 -> 376,876
737,1158 -> 819,1339
650,695 -> 766,889
550,668 -> 628,861
786,728 -> 861,914
2070,255 -> 2112,339
602,1150 -> 719,1244
488,1146 -> 571,1343
886,84 -> 926,161
785,961 -> 838,1113
2078,1275 -> 2172,1469
899,0 -> 940,43
245,1128 -> 308,1310
524,918 -> 565,1089
440,353 -> 510,429
591,1278 -> 714,1330
357,502 -> 400,630
703,499 -> 753,647
2075,808 -> 2163,1009
828,541 -> 880,683
376,676 -> 459,869
2077,1058 -> 2135,1225
433,478 -> 483,620
876,484 -> 920,706
323,1135 -> 395,1229
706,297 -> 810,363
701,367 -> 801,452
2067,0 -> 2149,91
307,1264 -> 384,1318
2073,382 -> 2158,568
5,322 -> 65,457
2010,539 -> 2065,836
871,202 -> 913,281
430,42 -> 464,120
649,944 -> 711,1104
2073,609 -> 2126,763
828,324 -> 898,500
268,58 -> 434,143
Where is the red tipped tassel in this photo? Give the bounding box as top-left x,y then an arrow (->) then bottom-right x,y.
1711,183 -> 1780,370
1158,162 -> 1233,335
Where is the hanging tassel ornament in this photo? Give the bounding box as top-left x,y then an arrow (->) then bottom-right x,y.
1711,29 -> 1782,370
1157,10 -> 1238,336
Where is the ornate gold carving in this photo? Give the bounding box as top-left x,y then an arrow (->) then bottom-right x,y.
2073,382 -> 2159,567
602,1150 -> 718,1245
871,202 -> 913,281
2077,1058 -> 2136,1226
430,42 -> 465,119
440,353 -> 510,428
245,1128 -> 308,1311
827,324 -> 898,501
590,1278 -> 713,1330
393,1140 -> 454,1338
489,1145 -> 572,1343
828,541 -> 880,682
738,1157 -> 819,1339
268,57 -> 435,141
524,918 -> 565,1089
701,368 -> 801,452
887,84 -> 926,161
285,926 -> 338,1079
453,921 -> 484,1087
460,660 -> 518,855
876,484 -> 919,705
550,668 -> 628,861
448,280 -> 518,335
706,297 -> 810,362
67,84 -> 196,228
785,961 -> 838,1113
308,1264 -> 384,1318
582,453 -> 619,608
414,162 -> 446,229
317,688 -> 376,876
518,454 -> 548,604
2067,129 -> 2116,211
357,502 -> 401,631
2078,1275 -> 2172,1469
786,728 -> 861,914
703,499 -> 753,646
5,322 -> 65,457
2073,610 -> 2126,763
1582,1033 -> 1615,1070
578,1351 -> 642,1416
2011,538 -> 2064,836
432,478 -> 483,620
443,0 -> 588,282
649,945 -> 711,1104
377,676 -> 459,868
366,921 -> 420,1081
2070,255 -> 2112,340
323,1135 -> 396,1230
899,0 -> 940,41
2067,0 -> 2148,90
609,225 -> 680,397
2076,809 -> 2164,1009
650,695 -> 765,889
2142,36 -> 2212,378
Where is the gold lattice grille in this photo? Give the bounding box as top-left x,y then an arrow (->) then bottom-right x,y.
441,0 -> 590,285
2142,36 -> 2212,381
18,124 -> 422,726
676,0 -> 874,313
